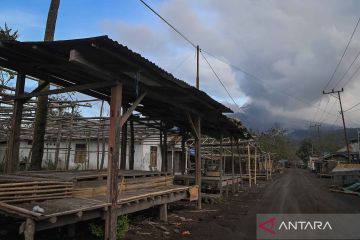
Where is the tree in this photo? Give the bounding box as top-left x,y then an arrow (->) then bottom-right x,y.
0,23 -> 18,41
0,23 -> 18,136
257,126 -> 297,162
296,138 -> 314,165
30,0 -> 60,170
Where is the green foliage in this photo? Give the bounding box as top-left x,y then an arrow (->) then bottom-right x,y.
257,126 -> 297,161
296,138 -> 314,165
0,23 -> 18,41
43,158 -> 57,170
89,222 -> 104,239
89,215 -> 129,239
116,215 -> 129,238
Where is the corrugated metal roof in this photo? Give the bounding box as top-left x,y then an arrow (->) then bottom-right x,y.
0,36 -> 249,138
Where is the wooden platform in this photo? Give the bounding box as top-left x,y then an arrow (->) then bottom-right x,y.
174,174 -> 242,190
0,170 -> 197,236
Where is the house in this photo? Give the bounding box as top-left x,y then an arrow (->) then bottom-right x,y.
331,163 -> 360,186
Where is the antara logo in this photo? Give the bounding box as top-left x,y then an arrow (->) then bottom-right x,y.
279,221 -> 332,231
258,217 -> 333,236
258,217 -> 277,235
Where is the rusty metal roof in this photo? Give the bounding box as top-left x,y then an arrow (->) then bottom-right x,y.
0,36 -> 249,138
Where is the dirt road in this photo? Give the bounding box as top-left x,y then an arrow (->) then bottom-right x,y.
155,168 -> 360,240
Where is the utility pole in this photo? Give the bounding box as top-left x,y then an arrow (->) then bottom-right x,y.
309,123 -> 321,155
323,88 -> 350,162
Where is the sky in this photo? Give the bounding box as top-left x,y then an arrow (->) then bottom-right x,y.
2,0 -> 360,130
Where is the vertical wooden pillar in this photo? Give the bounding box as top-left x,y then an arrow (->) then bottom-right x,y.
265,153 -> 269,180
195,117 -> 201,209
254,146 -> 257,185
129,117 -> 135,170
159,203 -> 168,222
164,128 -> 168,172
23,218 -> 35,240
181,131 -> 186,174
120,119 -> 127,170
269,154 -> 272,179
237,140 -> 243,188
160,127 -> 164,171
5,72 -> 25,174
219,134 -> 223,195
65,105 -> 75,170
247,144 -> 251,187
171,147 -> 175,175
231,137 -> 235,193
105,83 -> 122,240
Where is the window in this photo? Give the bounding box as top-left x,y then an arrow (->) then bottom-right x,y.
150,146 -> 157,168
74,144 -> 87,163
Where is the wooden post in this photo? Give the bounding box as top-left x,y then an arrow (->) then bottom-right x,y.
247,144 -> 251,187
195,117 -> 202,209
129,117 -> 135,170
105,83 -> 122,240
219,134 -> 223,195
23,218 -> 35,240
54,113 -> 63,169
254,145 -> 257,185
159,203 -> 168,222
237,140 -> 243,188
269,154 -> 272,179
120,119 -> 127,170
160,126 -> 164,171
171,147 -> 175,175
231,137 -> 235,193
164,128 -> 168,172
65,105 -> 75,170
181,131 -> 186,174
5,72 -> 25,174
96,100 -> 104,170
265,153 -> 269,180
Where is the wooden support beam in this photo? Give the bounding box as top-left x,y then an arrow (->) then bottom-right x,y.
120,119 -> 127,170
5,72 -> 25,173
105,83 -> 122,240
219,134 -> 223,195
159,203 -> 168,222
195,116 -> 202,209
186,112 -> 199,140
231,137 -> 235,193
7,81 -> 114,101
247,144 -> 252,188
266,153 -> 269,180
164,128 -> 168,172
129,117 -> 135,170
254,145 -> 257,185
180,130 -> 186,174
120,92 -> 147,127
236,139 -> 243,188
23,218 -> 35,240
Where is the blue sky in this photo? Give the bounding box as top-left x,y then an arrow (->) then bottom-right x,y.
0,0 -> 162,41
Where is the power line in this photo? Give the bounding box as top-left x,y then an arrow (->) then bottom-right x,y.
333,50 -> 360,89
343,61 -> 360,88
200,51 -> 242,111
138,0 -> 196,48
323,16 -> 360,90
139,0 -> 338,119
344,101 -> 360,112
138,0 -> 244,111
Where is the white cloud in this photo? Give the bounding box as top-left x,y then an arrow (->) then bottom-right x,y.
100,0 -> 360,128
